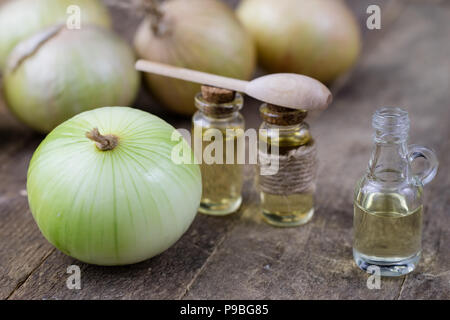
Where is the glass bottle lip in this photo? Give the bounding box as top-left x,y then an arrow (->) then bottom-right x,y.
373,107 -> 410,143
195,92 -> 243,118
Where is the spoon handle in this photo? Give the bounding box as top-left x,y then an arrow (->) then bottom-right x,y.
135,60 -> 249,93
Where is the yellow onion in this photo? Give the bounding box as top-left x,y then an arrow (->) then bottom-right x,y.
237,0 -> 361,84
3,25 -> 140,133
0,0 -> 111,71
134,0 -> 256,115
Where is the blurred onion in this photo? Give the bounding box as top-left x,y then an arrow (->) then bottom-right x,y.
27,107 -> 202,266
3,25 -> 140,133
0,0 -> 111,71
134,0 -> 256,115
237,0 -> 361,84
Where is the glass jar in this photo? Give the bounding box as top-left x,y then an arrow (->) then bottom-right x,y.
192,86 -> 245,215
353,107 -> 438,276
258,104 -> 317,227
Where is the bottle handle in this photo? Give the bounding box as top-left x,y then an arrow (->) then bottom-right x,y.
408,144 -> 439,186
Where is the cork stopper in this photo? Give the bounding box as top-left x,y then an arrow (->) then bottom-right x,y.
260,104 -> 308,126
197,85 -> 240,117
201,85 -> 236,104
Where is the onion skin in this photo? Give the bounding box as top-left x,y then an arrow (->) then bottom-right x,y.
237,0 -> 361,84
0,0 -> 111,71
27,107 -> 202,266
3,25 -> 140,133
134,0 -> 256,116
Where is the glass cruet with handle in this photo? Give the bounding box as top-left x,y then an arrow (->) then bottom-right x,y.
353,107 -> 438,277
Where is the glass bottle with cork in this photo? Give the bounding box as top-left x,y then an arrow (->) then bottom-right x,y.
134,60 -> 332,221
258,104 -> 317,227
192,85 -> 245,215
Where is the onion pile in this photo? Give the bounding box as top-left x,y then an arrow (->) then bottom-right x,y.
0,0 -> 111,71
3,25 -> 140,133
237,0 -> 361,84
134,0 -> 256,115
27,107 -> 202,266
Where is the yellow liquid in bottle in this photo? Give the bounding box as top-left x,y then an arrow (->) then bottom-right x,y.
354,193 -> 422,260
259,130 -> 315,227
194,125 -> 243,215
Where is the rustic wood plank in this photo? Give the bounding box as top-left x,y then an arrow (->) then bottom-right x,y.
7,177 -> 251,299
0,0 -> 213,299
385,0 -> 450,299
5,0 -> 394,300
183,0 -> 450,299
0,89 -> 56,300
5,0 -> 405,299
2,0 -> 449,300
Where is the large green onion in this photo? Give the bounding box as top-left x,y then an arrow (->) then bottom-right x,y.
27,107 -> 202,266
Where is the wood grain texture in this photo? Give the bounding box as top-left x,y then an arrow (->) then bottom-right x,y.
184,1 -> 450,299
0,90 -> 55,300
1,0 -> 449,300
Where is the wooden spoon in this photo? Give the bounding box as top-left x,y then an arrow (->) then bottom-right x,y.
135,60 -> 332,111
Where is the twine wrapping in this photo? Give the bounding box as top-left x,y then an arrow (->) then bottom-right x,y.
258,143 -> 317,196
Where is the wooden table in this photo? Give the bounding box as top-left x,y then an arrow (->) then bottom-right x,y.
1,0 -> 449,300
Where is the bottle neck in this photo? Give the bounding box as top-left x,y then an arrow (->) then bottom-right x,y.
199,110 -> 240,121
367,107 -> 412,184
262,121 -> 306,131
260,121 -> 312,149
259,104 -> 312,149
368,139 -> 410,184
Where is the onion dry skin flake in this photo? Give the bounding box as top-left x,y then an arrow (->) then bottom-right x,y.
27,107 -> 202,266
